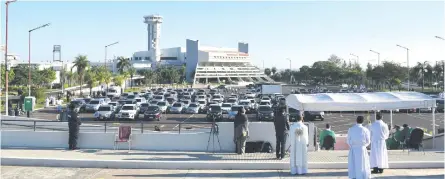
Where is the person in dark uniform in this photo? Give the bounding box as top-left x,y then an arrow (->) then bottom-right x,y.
67,104 -> 81,150
274,107 -> 290,159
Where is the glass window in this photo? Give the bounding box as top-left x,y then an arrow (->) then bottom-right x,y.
173,103 -> 182,107
122,106 -> 135,110
98,106 -> 111,111
89,100 -> 100,104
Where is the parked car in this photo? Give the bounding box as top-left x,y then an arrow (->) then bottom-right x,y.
304,111 -> 325,121
134,97 -> 147,107
169,102 -> 184,114
186,103 -> 200,114
256,105 -> 274,121
288,108 -> 303,122
69,99 -> 86,113
207,105 -> 223,122
437,99 -> 444,112
116,104 -> 139,120
94,105 -> 115,121
157,101 -> 168,113
143,106 -> 162,121
139,103 -> 150,114
85,99 -> 106,112
221,103 -> 232,114
238,100 -> 253,113
228,105 -> 244,120
153,95 -> 165,101
259,100 -> 272,107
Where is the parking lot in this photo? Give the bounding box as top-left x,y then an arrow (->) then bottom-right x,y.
2,86 -> 444,135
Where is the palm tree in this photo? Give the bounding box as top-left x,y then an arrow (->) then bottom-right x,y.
84,70 -> 98,96
72,55 -> 90,95
116,57 -> 131,74
128,67 -> 136,88
113,75 -> 124,87
103,70 -> 112,91
66,70 -> 74,87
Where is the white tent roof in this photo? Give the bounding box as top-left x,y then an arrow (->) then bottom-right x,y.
286,92 -> 436,111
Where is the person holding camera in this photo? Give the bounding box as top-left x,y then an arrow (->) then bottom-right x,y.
234,107 -> 249,154
68,104 -> 81,150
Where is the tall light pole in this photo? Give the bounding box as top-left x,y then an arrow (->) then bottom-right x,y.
369,49 -> 380,66
435,36 -> 444,40
105,41 -> 119,68
29,23 -> 50,97
4,0 -> 17,116
350,53 -> 359,64
396,44 -> 410,90
287,58 -> 292,83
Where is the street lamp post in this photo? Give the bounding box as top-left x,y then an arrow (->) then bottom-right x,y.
28,23 -> 50,117
396,44 -> 410,90
105,41 -> 119,68
287,58 -> 292,83
435,36 -> 444,41
350,53 -> 359,64
4,0 -> 17,116
369,49 -> 380,66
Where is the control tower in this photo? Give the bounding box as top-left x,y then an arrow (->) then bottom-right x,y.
143,15 -> 163,65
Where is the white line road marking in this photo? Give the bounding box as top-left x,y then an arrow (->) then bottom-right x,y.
173,114 -> 195,130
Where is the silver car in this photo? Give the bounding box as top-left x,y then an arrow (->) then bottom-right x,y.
86,99 -> 105,112
169,102 -> 184,114
221,103 -> 232,114
186,103 -> 200,114
94,105 -> 115,120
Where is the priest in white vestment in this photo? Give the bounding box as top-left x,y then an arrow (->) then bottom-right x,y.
289,115 -> 308,175
370,112 -> 389,174
347,116 -> 371,179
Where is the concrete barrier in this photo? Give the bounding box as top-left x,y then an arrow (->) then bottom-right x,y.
1,122 -> 317,152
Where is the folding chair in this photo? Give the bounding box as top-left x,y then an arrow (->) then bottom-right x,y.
114,126 -> 132,151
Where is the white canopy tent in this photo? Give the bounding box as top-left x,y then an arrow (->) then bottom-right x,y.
286,92 -> 438,148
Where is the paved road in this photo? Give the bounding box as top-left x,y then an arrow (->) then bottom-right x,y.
1,166 -> 443,179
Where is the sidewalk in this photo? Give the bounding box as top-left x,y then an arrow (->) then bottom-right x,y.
1,166 -> 444,179
1,148 -> 443,170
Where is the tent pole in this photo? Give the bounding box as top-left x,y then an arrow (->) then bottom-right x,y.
390,110 -> 393,128
432,107 -> 436,149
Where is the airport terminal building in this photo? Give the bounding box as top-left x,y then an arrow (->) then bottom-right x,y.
131,15 -> 274,84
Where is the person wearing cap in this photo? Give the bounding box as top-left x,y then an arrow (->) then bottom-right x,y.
370,112 -> 389,174
347,116 -> 371,179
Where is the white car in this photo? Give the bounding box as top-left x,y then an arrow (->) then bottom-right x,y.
134,97 -> 147,106
212,94 -> 224,103
106,87 -> 121,99
260,97 -> 271,103
226,98 -> 238,105
116,104 -> 139,120
157,101 -> 168,113
259,100 -> 272,107
153,95 -> 165,101
245,92 -> 256,98
221,103 -> 232,114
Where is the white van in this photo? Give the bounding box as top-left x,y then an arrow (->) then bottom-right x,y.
107,86 -> 121,98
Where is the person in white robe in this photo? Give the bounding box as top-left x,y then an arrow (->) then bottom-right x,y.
370,112 -> 389,174
289,114 -> 308,175
347,116 -> 371,179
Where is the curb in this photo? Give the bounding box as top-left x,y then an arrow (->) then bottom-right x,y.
2,157 -> 443,170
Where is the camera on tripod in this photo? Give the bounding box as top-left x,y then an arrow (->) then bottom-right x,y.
206,105 -> 223,122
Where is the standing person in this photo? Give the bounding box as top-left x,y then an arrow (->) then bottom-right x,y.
370,112 -> 389,174
347,116 -> 371,179
319,123 -> 336,150
274,107 -> 290,160
233,107 -> 249,154
289,112 -> 308,175
67,104 -> 81,150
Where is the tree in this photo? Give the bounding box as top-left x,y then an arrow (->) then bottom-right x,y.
271,67 -> 277,75
113,75 -> 124,87
39,68 -> 56,87
264,68 -> 271,76
116,56 -> 131,74
128,67 -> 136,88
1,65 -> 15,88
72,55 -> 90,95
103,70 -> 112,90
84,70 -> 98,96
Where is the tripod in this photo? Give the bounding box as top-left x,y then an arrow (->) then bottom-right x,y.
206,117 -> 221,153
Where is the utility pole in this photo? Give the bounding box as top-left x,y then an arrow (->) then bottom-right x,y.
396,44 -> 410,90
4,0 -> 17,116
105,41 -> 119,68
369,49 -> 380,66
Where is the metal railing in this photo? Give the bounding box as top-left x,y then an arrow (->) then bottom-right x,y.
0,119 -> 214,134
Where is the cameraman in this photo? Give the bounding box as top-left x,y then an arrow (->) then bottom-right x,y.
274,107 -> 290,159
234,107 -> 249,154
67,104 -> 81,150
